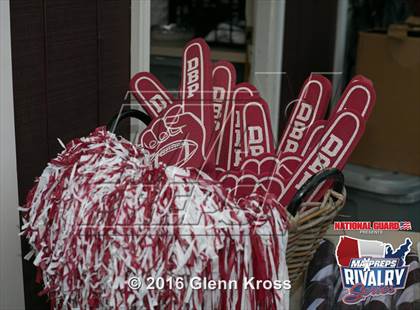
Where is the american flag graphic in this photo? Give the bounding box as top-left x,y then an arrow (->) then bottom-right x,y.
399,221 -> 412,230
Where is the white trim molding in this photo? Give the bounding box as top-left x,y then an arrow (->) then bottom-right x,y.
131,0 -> 150,74
130,0 -> 150,140
0,0 -> 25,308
332,0 -> 349,97
251,0 -> 286,142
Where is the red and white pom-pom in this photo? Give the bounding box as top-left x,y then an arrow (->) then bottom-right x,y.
22,127 -> 289,309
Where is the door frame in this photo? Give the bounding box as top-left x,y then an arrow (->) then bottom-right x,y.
332,0 -> 349,96
0,0 -> 25,308
252,0 -> 286,142
130,0 -> 150,139
131,0 -> 150,75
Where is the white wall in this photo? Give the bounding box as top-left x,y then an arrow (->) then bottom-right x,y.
332,0 -> 349,97
130,0 -> 150,140
131,0 -> 150,75
0,0 -> 26,308
252,0 -> 286,142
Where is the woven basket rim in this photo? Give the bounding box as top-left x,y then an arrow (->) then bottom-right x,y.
286,187 -> 347,287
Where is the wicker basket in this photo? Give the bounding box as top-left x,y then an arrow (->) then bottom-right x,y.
285,169 -> 346,285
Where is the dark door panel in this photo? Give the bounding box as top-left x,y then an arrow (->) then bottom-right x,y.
280,0 -> 338,136
10,1 -> 131,308
98,0 -> 131,125
45,0 -> 99,157
10,0 -> 49,209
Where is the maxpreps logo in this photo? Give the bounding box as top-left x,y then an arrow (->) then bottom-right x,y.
336,236 -> 412,304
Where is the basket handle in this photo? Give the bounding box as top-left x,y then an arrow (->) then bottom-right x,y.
107,109 -> 151,133
287,168 -> 344,217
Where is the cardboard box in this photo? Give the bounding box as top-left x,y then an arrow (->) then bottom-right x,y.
351,29 -> 420,176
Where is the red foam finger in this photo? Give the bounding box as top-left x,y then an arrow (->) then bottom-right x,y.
218,170 -> 257,200
275,154 -> 301,181
239,152 -> 298,184
240,153 -> 280,176
138,118 -> 166,149
179,38 -> 214,158
137,104 -> 206,168
279,110 -> 365,207
217,83 -> 258,171
235,173 -> 259,199
221,84 -> 273,171
218,171 -> 239,192
242,99 -> 275,160
259,155 -> 281,175
305,77 -> 375,201
330,76 -> 376,121
210,61 -> 236,168
130,72 -> 175,118
258,173 -> 285,202
297,120 -> 328,157
218,171 -> 285,205
218,169 -> 284,203
277,74 -> 331,156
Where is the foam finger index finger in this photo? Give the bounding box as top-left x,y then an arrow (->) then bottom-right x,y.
130,72 -> 175,118
211,61 -> 236,166
277,74 -> 331,156
330,75 -> 376,121
179,38 -> 214,157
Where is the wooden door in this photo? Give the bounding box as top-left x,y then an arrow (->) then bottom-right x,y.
10,1 -> 131,308
279,0 -> 338,134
